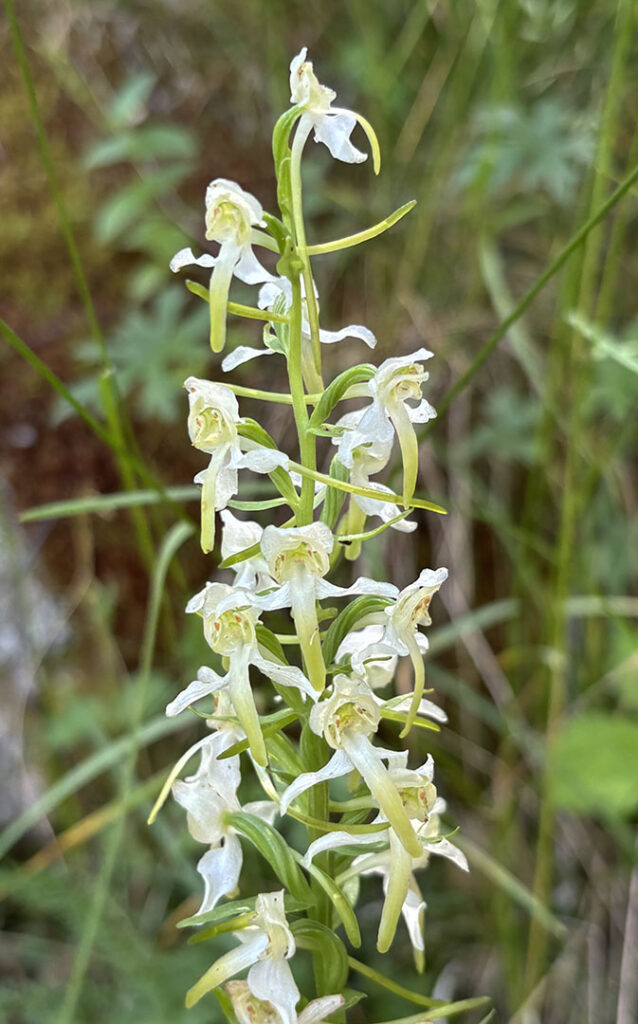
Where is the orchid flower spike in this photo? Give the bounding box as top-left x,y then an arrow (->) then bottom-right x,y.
337,349 -> 436,505
170,178 -> 273,353
185,377 -> 288,553
254,523 -> 396,692
279,674 -> 423,858
226,981 -> 345,1024
185,890 -> 298,1021
289,48 -> 378,170
170,731 -> 277,916
168,582 -> 314,765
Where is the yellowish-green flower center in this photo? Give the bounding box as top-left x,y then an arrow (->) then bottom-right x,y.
205,608 -> 255,655
385,364 -> 423,404
188,405 -> 235,451
324,698 -> 379,748
205,199 -> 252,246
272,542 -> 328,583
398,780 -> 437,822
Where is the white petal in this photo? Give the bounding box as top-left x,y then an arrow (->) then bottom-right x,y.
186,934 -> 267,1008
425,835 -> 469,871
408,397 -> 437,424
318,323 -> 377,348
279,749 -> 352,814
299,995 -> 346,1024
251,583 -> 293,612
170,246 -> 216,272
251,651 -> 315,699
315,576 -> 398,601
302,825 -> 386,868
196,834 -> 243,914
400,880 -> 426,953
221,346 -> 276,372
248,958 -> 299,1024
165,671 -> 227,717
313,110 -> 367,164
243,800 -> 279,825
234,447 -> 289,473
234,245 -> 274,285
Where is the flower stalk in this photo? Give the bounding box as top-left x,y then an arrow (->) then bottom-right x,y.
151,46 -> 473,1020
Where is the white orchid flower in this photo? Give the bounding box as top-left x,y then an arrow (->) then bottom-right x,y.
333,408 -> 417,539
302,753 -> 468,963
171,582 -> 315,765
355,566 -> 448,734
185,890 -> 298,1021
279,674 -> 423,858
226,981 -> 344,1024
220,509 -> 275,591
289,48 -> 371,165
171,729 -> 277,917
254,523 -> 395,692
171,178 -> 273,353
336,349 -> 436,504
221,276 -> 376,388
185,377 -> 288,553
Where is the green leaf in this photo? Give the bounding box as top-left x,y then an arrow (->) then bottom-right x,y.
217,708 -> 299,760
226,812 -> 313,904
20,485 -> 198,523
309,364 -> 376,430
292,919 -> 349,994
550,713 -> 638,817
322,596 -> 393,668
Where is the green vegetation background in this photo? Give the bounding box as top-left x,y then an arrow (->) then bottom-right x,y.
1,0 -> 638,1021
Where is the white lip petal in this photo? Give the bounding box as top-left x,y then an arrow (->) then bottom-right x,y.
408,397 -> 437,424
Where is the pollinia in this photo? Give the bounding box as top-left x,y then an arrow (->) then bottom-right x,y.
149,48 -> 469,1021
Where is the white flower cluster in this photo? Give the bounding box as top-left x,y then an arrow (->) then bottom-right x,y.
151,48 -> 468,1020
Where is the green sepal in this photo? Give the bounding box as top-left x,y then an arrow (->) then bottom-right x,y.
226,811 -> 314,904
319,457 -> 349,530
291,919 -> 349,995
321,595 -> 394,667
237,420 -> 299,509
308,364 -> 376,431
272,106 -> 303,173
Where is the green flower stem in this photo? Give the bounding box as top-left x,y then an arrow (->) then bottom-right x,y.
287,273 -> 317,524
290,120 -> 323,383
